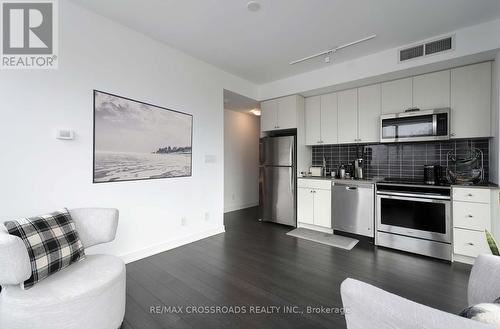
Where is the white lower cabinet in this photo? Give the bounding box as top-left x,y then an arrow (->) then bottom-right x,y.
453,228 -> 490,258
313,189 -> 332,228
297,187 -> 314,224
297,179 -> 332,230
453,201 -> 490,232
452,187 -> 495,263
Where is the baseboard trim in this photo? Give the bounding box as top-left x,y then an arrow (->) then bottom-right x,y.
224,202 -> 259,213
120,226 -> 226,264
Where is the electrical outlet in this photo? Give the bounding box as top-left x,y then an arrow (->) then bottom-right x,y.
181,217 -> 187,226
204,212 -> 210,221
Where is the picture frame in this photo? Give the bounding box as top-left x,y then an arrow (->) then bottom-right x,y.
93,90 -> 193,183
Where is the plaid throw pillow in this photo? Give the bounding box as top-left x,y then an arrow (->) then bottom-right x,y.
4,208 -> 85,289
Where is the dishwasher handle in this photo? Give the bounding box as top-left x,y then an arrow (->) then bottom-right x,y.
345,186 -> 358,191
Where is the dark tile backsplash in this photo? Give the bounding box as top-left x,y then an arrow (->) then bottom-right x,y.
311,139 -> 489,181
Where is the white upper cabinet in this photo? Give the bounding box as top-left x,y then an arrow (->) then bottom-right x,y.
381,78 -> 413,114
260,99 -> 278,132
290,62 -> 492,144
260,95 -> 299,132
357,84 -> 381,143
277,95 -> 298,130
450,62 -> 492,138
320,93 -> 338,145
413,70 -> 450,110
338,89 -> 358,144
305,93 -> 338,145
305,96 -> 321,145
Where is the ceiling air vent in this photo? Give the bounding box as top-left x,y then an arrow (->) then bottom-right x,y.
399,45 -> 424,62
399,35 -> 454,63
425,37 -> 453,55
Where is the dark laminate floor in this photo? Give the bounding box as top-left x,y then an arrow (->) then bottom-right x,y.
123,207 -> 472,329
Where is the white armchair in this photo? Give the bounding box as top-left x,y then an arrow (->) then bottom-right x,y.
0,208 -> 126,329
341,254 -> 500,329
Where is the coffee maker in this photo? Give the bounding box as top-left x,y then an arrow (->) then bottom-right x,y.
352,158 -> 363,179
424,164 -> 446,185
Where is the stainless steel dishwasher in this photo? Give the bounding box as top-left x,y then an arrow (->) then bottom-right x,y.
332,181 -> 375,237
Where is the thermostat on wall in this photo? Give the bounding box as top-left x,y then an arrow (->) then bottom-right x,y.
56,129 -> 75,140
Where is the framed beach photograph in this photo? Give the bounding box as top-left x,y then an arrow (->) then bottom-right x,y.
93,90 -> 193,183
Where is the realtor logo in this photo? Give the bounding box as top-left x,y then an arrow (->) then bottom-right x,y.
1,0 -> 58,69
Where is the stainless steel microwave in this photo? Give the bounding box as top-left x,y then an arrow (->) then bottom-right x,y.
380,108 -> 450,143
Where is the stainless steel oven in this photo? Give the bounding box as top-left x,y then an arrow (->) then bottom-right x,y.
376,182 -> 452,260
380,108 -> 450,143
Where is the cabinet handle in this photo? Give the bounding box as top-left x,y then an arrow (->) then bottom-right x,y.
467,193 -> 473,197
467,214 -> 474,218
467,242 -> 475,246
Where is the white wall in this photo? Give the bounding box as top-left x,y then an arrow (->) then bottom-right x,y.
0,1 -> 258,263
224,110 -> 260,212
258,18 -> 500,100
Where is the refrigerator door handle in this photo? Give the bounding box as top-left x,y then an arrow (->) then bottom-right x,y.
259,140 -> 265,165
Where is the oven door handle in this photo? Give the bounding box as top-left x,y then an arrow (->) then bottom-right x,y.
377,191 -> 450,201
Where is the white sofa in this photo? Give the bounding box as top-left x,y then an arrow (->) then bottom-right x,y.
341,254 -> 500,329
0,208 -> 126,329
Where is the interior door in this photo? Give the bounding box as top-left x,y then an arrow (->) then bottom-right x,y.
260,166 -> 296,226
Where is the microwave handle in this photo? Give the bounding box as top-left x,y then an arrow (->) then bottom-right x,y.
432,114 -> 437,136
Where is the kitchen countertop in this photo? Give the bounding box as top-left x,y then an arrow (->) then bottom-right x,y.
298,176 -> 498,189
298,176 -> 333,181
451,182 -> 499,189
298,176 -> 378,184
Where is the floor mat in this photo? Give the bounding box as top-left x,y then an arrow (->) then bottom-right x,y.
286,228 -> 358,250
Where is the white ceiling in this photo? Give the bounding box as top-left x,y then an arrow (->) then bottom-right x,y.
224,90 -> 260,113
71,0 -> 500,84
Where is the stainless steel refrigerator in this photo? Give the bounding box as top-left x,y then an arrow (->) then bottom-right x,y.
259,135 -> 296,227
